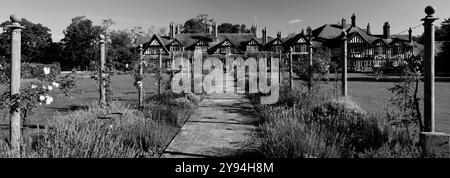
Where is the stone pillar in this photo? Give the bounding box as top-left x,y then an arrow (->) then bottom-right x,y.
307,26 -> 313,91
341,31 -> 348,97
158,49 -> 163,96
138,44 -> 144,107
289,47 -> 293,90
99,34 -> 107,106
422,6 -> 438,132
7,14 -> 24,154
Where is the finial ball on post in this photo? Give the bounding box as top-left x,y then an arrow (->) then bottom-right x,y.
425,6 -> 435,16
10,14 -> 21,23
99,34 -> 105,40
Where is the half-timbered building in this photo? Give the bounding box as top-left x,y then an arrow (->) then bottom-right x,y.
140,13 -> 423,72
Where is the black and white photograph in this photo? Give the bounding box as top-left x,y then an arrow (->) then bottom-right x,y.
0,0 -> 449,176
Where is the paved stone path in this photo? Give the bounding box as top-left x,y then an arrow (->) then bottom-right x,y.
160,72 -> 262,158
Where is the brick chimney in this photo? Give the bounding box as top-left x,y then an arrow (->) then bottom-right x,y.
383,22 -> 390,38
408,27 -> 412,43
169,22 -> 174,39
351,13 -> 356,27
342,18 -> 347,29
366,23 -> 371,34
277,31 -> 281,39
212,21 -> 218,42
262,27 -> 267,45
251,25 -> 258,38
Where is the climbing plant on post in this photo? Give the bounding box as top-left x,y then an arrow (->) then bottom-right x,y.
99,34 -> 107,106
7,14 -> 24,155
158,49 -> 163,97
137,44 -> 144,107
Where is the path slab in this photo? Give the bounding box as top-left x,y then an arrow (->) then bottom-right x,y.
160,90 -> 260,158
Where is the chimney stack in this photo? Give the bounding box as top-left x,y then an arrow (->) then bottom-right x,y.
383,22 -> 390,39
367,23 -> 371,34
212,21 -> 218,42
408,27 -> 412,43
262,27 -> 267,45
301,29 -> 304,34
351,13 -> 356,27
251,25 -> 258,38
169,22 -> 174,39
342,18 -> 347,29
277,31 -> 281,39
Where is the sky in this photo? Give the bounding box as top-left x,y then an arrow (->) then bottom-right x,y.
0,0 -> 449,42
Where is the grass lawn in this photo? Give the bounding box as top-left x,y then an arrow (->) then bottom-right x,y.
312,77 -> 450,134
0,73 -> 160,126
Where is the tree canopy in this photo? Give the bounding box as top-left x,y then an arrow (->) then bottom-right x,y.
217,23 -> 251,33
0,18 -> 53,63
61,16 -> 103,70
183,14 -> 214,33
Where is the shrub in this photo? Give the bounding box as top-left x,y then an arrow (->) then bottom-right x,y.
21,63 -> 61,79
0,101 -> 177,158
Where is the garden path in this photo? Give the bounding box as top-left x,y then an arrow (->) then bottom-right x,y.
160,72 -> 262,158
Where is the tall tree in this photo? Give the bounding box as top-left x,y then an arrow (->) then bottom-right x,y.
0,18 -> 53,63
61,16 -> 103,70
183,14 -> 214,33
218,23 -> 251,33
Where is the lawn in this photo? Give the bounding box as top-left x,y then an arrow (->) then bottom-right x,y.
0,73 -> 160,126
314,76 -> 450,134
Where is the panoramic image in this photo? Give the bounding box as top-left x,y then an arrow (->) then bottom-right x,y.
0,0 -> 450,174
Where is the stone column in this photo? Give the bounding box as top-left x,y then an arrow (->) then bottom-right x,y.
289,47 -> 294,90
7,14 -> 24,154
422,6 -> 438,132
307,26 -> 313,91
99,34 -> 106,106
341,31 -> 348,97
138,44 -> 144,107
158,49 -> 163,96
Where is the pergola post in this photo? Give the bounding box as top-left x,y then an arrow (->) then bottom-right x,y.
307,26 -> 313,91
422,6 -> 438,133
289,47 -> 294,90
99,34 -> 107,106
138,44 -> 144,107
419,6 -> 450,156
158,49 -> 162,96
341,31 -> 348,97
8,14 -> 24,155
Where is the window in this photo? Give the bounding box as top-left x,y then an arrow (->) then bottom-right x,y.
170,46 -> 183,52
144,47 -> 163,55
393,43 -> 404,55
294,44 -> 308,54
271,46 -> 283,53
195,46 -> 208,52
246,45 -> 259,52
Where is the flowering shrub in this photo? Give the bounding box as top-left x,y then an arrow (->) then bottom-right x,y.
0,67 -> 79,122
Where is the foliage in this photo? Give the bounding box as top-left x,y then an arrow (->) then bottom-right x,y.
90,62 -> 115,103
0,18 -> 53,63
0,102 -> 177,158
0,67 -> 79,124
250,82 -> 439,158
183,14 -> 214,33
61,16 -> 103,70
293,47 -> 331,86
218,23 -> 251,33
387,57 -> 423,132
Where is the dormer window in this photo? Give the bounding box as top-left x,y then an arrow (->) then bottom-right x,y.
246,39 -> 259,52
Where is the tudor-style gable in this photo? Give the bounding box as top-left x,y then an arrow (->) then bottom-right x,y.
143,35 -> 169,55
292,36 -> 309,54
167,39 -> 184,52
193,40 -> 208,52
246,38 -> 260,52
268,38 -> 284,52
213,39 -> 241,54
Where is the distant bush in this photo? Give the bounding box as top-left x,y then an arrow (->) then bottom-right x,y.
21,63 -> 61,78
